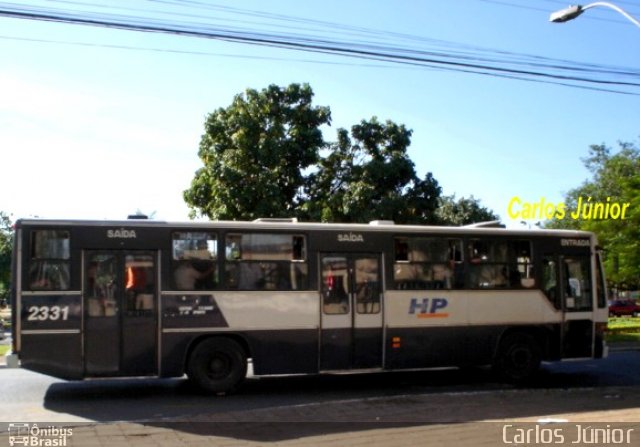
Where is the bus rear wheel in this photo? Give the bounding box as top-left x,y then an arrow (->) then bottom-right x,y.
493,333 -> 541,384
187,338 -> 247,394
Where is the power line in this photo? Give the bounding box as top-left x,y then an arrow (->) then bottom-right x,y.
1,2 -> 638,95
0,33 -> 410,70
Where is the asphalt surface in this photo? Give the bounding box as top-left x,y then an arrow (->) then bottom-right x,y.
1,350 -> 640,422
1,338 -> 639,446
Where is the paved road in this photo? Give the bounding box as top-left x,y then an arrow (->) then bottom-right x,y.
1,350 -> 639,446
1,350 -> 639,423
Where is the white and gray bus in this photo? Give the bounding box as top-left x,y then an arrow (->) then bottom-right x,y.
9,217 -> 608,393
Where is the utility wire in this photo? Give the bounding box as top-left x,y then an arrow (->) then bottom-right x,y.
0,33 -> 409,69
1,2 -> 638,95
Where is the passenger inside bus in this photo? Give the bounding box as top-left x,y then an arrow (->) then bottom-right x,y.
86,259 -> 117,317
125,258 -> 154,311
174,261 -> 215,290
323,267 -> 349,314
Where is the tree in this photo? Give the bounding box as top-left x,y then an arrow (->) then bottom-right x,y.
184,83 -> 331,220
304,118 -> 442,223
0,212 -> 13,301
435,195 -> 500,226
185,83 -> 497,226
547,141 -> 640,289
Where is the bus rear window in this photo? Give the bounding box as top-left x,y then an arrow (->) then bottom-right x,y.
29,230 -> 70,290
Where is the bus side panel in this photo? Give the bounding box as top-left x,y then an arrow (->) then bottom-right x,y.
563,319 -> 594,358
159,329 -> 319,377
384,323 -> 561,370
160,333 -> 193,377
463,324 -> 561,364
20,334 -> 83,380
210,292 -> 320,374
384,289 -> 563,369
19,294 -> 83,380
385,326 -> 467,369
243,329 -> 318,375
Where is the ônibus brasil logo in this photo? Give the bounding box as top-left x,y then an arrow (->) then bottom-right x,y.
8,423 -> 72,446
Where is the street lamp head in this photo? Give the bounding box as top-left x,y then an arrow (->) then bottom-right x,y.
549,2 -> 640,28
550,5 -> 584,22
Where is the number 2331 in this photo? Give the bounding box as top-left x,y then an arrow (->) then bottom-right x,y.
27,306 -> 70,321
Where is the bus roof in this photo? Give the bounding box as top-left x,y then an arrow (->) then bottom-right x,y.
14,217 -> 596,240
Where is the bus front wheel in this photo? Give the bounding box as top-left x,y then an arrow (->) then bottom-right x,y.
493,333 -> 541,384
187,338 -> 247,394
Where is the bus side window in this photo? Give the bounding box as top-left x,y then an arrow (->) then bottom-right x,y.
393,237 -> 461,290
511,240 -> 534,288
563,257 -> 592,311
322,256 -> 349,314
86,254 -> 118,317
467,239 -> 533,289
29,230 -> 70,291
172,232 -> 218,290
596,252 -> 606,309
542,255 -> 560,309
467,240 -> 505,288
224,233 -> 308,291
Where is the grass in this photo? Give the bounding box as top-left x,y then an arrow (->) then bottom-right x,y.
0,345 -> 9,357
608,317 -> 640,332
606,332 -> 640,343
606,317 -> 640,344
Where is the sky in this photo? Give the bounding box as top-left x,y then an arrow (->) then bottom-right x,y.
1,0 -> 639,228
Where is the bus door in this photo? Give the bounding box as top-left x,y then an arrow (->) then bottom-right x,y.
319,253 -> 383,370
543,252 -> 594,358
83,251 -> 158,376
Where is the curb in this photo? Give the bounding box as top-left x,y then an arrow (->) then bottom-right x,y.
609,343 -> 640,352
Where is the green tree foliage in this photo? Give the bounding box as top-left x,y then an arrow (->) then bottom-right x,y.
304,118 -> 442,223
435,195 -> 500,226
184,83 -> 497,226
0,212 -> 13,300
184,83 -> 331,220
547,142 -> 640,289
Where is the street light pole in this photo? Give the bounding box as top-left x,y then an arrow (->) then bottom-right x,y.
550,2 -> 640,29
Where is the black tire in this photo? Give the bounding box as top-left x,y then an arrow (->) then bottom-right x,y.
187,338 -> 247,394
493,333 -> 541,384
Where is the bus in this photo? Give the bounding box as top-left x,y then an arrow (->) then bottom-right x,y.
9,217 -> 608,393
